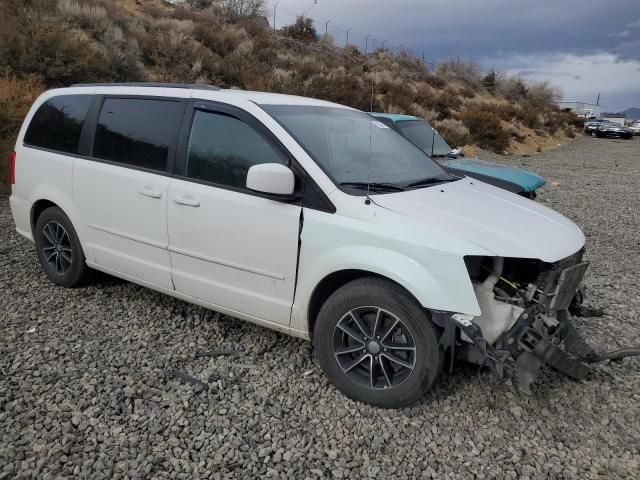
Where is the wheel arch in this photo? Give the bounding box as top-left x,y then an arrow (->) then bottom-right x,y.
28,187 -> 90,261
30,199 -> 58,234
307,269 -> 392,340
294,245 -> 482,339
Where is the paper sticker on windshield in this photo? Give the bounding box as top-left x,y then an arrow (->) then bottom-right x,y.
372,120 -> 390,129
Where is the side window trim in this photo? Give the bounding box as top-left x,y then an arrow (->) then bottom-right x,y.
175,99 -> 335,212
174,99 -> 299,201
174,99 -> 293,178
79,94 -> 104,157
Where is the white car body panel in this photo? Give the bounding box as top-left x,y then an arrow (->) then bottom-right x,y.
372,178 -> 585,264
167,177 -> 301,325
9,84 -> 586,343
73,160 -> 173,290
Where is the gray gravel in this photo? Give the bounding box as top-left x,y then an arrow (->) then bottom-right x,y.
1,135 -> 639,479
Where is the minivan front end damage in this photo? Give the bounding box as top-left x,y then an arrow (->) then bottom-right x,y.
434,252 -> 640,394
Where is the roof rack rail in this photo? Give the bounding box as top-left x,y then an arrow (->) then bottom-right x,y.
71,82 -> 221,91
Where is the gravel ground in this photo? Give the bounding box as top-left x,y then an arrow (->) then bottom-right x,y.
1,135 -> 639,479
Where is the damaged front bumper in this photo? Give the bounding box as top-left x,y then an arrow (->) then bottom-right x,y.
439,257 -> 640,394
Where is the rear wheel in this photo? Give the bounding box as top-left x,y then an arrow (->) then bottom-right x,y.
34,206 -> 90,287
314,278 -> 442,408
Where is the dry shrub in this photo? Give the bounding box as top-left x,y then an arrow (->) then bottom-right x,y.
195,23 -> 247,56
510,128 -> 527,143
435,118 -> 470,147
484,102 -> 518,122
460,107 -> 511,152
142,29 -> 219,83
414,82 -> 437,106
434,90 -> 462,117
282,16 -> 317,43
436,59 -> 482,89
304,70 -> 369,110
497,76 -> 529,101
0,75 -> 45,190
424,73 -> 446,89
407,103 -> 439,122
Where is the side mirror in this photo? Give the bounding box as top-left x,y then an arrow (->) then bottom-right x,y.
246,163 -> 296,198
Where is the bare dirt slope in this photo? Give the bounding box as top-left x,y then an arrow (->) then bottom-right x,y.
1,136 -> 639,479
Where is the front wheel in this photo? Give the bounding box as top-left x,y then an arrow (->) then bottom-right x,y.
314,278 -> 442,408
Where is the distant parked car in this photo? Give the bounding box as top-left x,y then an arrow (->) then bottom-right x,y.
372,113 -> 545,199
595,123 -> 634,139
628,120 -> 640,136
583,119 -> 614,135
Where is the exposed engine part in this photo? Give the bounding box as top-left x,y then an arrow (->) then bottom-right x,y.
450,316 -> 514,381
453,254 -> 640,395
462,257 -> 523,345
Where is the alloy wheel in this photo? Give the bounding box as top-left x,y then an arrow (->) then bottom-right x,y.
332,306 -> 417,390
41,220 -> 73,274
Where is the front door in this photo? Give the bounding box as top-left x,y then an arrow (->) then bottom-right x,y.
168,103 -> 302,325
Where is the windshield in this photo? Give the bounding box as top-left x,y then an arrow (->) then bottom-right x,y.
260,105 -> 449,189
395,119 -> 453,157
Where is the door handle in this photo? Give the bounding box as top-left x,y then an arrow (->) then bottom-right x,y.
138,186 -> 162,199
174,195 -> 200,207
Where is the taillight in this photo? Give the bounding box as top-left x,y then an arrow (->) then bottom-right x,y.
9,151 -> 16,185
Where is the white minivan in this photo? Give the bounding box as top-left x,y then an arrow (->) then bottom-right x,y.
9,83 -> 597,407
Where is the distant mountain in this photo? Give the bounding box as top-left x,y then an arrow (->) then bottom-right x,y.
620,107 -> 640,119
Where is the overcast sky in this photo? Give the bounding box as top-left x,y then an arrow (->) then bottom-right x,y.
271,0 -> 640,112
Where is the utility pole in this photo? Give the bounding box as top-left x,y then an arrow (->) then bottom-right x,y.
273,1 -> 279,30
325,20 -> 330,34
346,27 -> 351,47
365,34 -> 371,54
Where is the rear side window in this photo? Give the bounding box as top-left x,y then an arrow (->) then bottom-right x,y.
186,110 -> 286,189
24,95 -> 92,154
93,98 -> 184,172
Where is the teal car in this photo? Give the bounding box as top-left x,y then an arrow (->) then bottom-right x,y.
372,113 -> 545,199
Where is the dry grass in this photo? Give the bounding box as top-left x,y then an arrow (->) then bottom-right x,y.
0,0 -> 577,159
0,75 -> 45,191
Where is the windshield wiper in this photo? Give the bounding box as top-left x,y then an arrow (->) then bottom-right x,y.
340,182 -> 406,192
406,177 -> 455,189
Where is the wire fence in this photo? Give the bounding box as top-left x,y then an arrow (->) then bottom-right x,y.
267,0 -> 435,67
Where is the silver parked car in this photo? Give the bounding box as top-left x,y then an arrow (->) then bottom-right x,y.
628,120 -> 640,136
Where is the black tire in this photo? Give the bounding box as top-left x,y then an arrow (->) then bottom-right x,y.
34,206 -> 90,287
314,277 -> 442,408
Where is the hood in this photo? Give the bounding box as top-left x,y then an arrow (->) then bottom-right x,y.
442,157 -> 546,192
373,178 -> 585,263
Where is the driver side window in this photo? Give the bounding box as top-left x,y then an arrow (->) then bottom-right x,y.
186,110 -> 286,190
